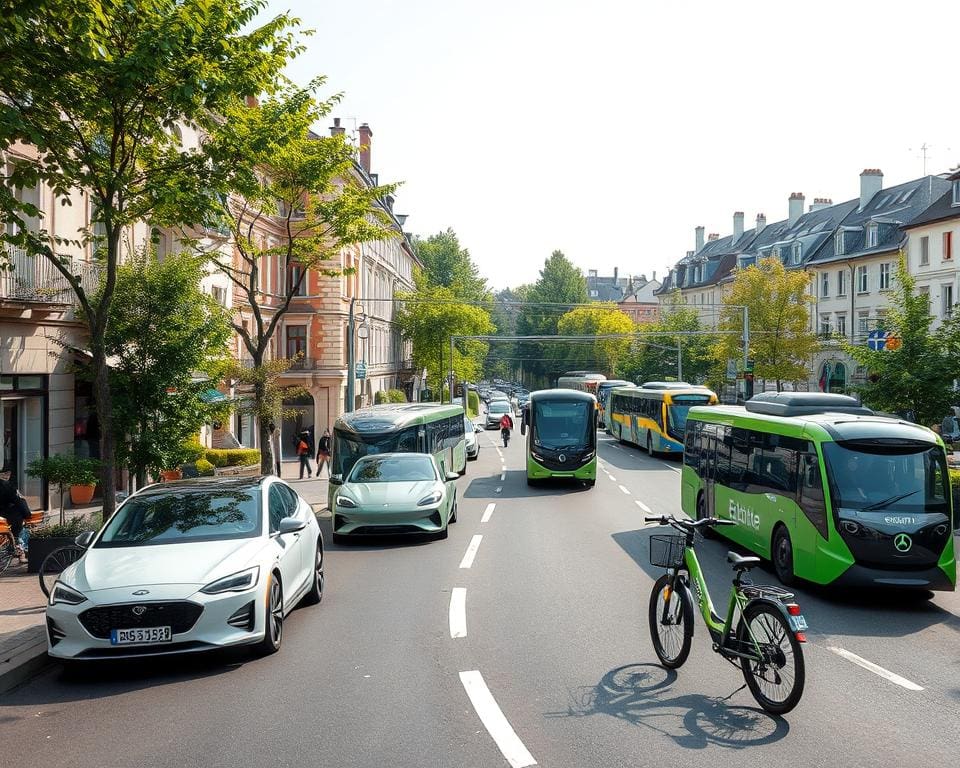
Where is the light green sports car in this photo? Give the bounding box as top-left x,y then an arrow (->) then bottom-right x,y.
330,453 -> 459,544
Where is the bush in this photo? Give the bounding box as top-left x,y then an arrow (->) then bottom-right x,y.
387,389 -> 407,403
182,439 -> 206,463
195,458 -> 215,476
467,390 -> 480,417
31,514 -> 98,539
374,390 -> 387,405
205,448 -> 260,468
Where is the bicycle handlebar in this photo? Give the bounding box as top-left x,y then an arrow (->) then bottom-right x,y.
644,514 -> 736,531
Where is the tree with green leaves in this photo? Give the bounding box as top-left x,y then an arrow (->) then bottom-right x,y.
485,285 -> 530,382
516,251 -> 588,384
844,255 -> 960,425
0,0 -> 303,516
555,304 -> 635,376
414,229 -> 488,302
394,284 -> 494,396
622,294 -> 714,384
202,85 -> 397,473
82,252 -> 233,487
713,258 -> 817,390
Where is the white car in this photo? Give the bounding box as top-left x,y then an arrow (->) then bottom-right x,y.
464,416 -> 481,460
45,476 -> 323,660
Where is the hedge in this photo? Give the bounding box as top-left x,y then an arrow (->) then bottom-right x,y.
387,388 -> 407,403
195,458 -> 215,476
467,390 -> 480,417
205,448 -> 261,468
374,390 -> 387,405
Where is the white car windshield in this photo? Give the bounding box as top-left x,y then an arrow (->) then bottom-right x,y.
96,488 -> 261,547
489,402 -> 510,413
350,456 -> 437,483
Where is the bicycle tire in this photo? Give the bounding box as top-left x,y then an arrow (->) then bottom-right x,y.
737,602 -> 805,715
648,573 -> 693,668
0,540 -> 15,574
38,545 -> 86,598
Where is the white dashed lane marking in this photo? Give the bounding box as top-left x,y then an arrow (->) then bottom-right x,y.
449,588 -> 467,638
635,500 -> 652,513
608,475 -> 617,482
618,485 -> 631,495
459,535 -> 483,569
481,503 -> 495,523
460,671 -> 537,768
827,647 -> 924,691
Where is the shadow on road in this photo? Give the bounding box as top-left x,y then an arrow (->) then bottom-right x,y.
546,663 -> 789,749
596,439 -> 684,472
315,514 -> 437,551
461,471 -> 593,500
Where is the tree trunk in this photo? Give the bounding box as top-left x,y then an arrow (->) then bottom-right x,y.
91,344 -> 117,523
254,363 -> 274,475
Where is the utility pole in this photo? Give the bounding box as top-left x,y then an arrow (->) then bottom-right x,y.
677,337 -> 683,382
347,296 -> 357,412
449,335 -> 455,404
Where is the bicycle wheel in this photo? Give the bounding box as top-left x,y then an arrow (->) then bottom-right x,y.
0,539 -> 15,574
648,573 -> 693,668
737,602 -> 805,715
39,545 -> 86,598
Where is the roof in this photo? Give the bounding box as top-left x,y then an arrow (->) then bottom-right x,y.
139,476 -> 266,496
335,402 -> 465,432
902,186 -> 960,230
530,389 -> 597,402
622,279 -> 661,303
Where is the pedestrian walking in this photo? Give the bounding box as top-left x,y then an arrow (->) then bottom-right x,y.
297,430 -> 313,479
316,428 -> 332,477
269,422 -> 282,476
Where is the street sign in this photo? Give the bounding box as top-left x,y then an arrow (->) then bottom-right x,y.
867,329 -> 886,351
726,359 -> 737,380
356,361 -> 367,380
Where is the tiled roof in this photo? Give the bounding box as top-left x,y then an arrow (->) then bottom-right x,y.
902,186 -> 960,230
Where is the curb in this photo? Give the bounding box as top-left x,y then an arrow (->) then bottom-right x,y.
0,626 -> 52,694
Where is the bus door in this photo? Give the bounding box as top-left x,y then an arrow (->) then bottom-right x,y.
700,424 -> 721,518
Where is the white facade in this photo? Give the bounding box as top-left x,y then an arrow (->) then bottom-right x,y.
905,216 -> 959,329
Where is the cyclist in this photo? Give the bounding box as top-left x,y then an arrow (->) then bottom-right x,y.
499,412 -> 514,447
0,474 -> 30,558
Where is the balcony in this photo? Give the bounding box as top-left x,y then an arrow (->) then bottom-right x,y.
1,245 -> 101,306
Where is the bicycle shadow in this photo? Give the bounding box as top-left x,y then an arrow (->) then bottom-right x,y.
546,663 -> 789,749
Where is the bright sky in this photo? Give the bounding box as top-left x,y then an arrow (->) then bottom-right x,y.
266,0 -> 960,291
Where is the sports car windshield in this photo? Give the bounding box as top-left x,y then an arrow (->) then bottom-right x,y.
96,488 -> 261,547
349,456 -> 436,483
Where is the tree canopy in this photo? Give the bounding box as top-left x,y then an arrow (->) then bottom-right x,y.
622,295 -> 714,384
414,228 -> 487,301
555,305 -> 635,377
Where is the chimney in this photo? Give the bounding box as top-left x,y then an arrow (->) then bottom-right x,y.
788,192 -> 805,225
708,233 -> 719,241
756,213 -> 766,235
733,211 -> 744,243
652,270 -> 656,281
810,197 -> 833,212
614,266 -> 618,281
358,122 -> 373,175
330,117 -> 345,137
695,226 -> 705,252
859,169 -> 883,210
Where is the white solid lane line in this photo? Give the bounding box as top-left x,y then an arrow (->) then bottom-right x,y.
449,588 -> 467,639
459,671 -> 537,768
827,647 -> 924,691
481,503 -> 495,523
618,485 -> 631,495
635,500 -> 652,513
460,535 -> 483,569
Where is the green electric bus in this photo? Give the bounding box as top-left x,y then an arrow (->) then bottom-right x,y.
682,392 -> 956,591
329,403 -> 467,509
609,383 -> 718,456
521,389 -> 597,486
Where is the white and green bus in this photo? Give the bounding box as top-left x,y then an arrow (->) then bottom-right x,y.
329,403 -> 467,509
682,392 -> 955,591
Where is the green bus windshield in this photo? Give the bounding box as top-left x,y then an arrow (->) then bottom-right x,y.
533,399 -> 593,449
332,426 -> 419,478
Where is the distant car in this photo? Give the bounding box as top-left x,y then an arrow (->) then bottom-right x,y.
486,399 -> 513,429
941,415 -> 960,443
464,416 -> 481,460
45,477 -> 324,661
330,453 -> 458,542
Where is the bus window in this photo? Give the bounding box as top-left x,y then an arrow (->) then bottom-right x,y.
684,421 -> 702,470
798,450 -> 828,538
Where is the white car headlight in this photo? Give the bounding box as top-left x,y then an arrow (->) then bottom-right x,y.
50,582 -> 87,606
200,566 -> 260,595
417,491 -> 443,506
336,495 -> 357,508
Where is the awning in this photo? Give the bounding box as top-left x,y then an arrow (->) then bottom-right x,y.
200,388 -> 228,403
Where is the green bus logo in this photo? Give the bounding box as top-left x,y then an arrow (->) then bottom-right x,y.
893,533 -> 912,553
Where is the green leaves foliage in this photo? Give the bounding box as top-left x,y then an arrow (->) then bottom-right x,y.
555,304 -> 635,377
621,295 -> 713,384
413,229 -> 488,302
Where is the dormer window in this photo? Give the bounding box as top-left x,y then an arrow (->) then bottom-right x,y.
772,246 -> 781,260
835,230 -> 844,256
792,242 -> 802,264
953,179 -> 960,206
866,223 -> 878,248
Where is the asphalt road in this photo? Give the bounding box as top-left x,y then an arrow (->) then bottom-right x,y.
2,424 -> 958,767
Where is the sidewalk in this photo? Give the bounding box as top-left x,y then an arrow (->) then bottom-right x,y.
0,467 -> 331,693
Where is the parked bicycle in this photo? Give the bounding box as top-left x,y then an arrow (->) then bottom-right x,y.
645,514 -> 807,715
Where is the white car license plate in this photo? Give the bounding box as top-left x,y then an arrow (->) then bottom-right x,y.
789,614 -> 808,632
110,626 -> 173,645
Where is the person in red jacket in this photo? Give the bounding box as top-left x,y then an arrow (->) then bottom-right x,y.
499,412 -> 514,447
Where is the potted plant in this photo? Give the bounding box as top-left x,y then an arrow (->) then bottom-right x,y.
26,454 -> 102,524
26,514 -> 100,574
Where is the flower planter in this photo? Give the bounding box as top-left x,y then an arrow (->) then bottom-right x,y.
69,483 -> 97,505
159,469 -> 183,481
27,536 -> 75,574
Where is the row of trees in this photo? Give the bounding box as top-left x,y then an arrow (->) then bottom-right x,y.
0,0 -> 396,515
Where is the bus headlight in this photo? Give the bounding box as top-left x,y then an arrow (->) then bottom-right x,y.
582,451 -> 595,461
532,452 -> 544,462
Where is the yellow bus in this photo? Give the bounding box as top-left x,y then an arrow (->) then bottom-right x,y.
609,383 -> 718,457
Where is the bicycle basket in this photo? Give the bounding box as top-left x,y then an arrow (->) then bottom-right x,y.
741,584 -> 795,601
648,535 -> 687,569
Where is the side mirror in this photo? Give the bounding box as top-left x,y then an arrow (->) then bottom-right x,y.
75,530 -> 94,548
445,472 -> 459,482
329,474 -> 344,486
521,422 -> 526,436
279,516 -> 308,535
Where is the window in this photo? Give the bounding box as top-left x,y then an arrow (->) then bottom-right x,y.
797,447 -> 828,538
920,235 -> 930,266
837,269 -> 846,296
879,262 -> 891,290
819,313 -> 831,336
211,285 -> 227,306
792,242 -> 802,264
288,263 -> 306,296
268,485 -> 286,534
834,230 -> 844,256
866,223 -> 878,248
589,289 -> 598,298
953,179 -> 960,206
835,313 -> 847,337
286,325 -> 307,359
856,265 -> 868,293
857,311 -> 870,335
772,246 -> 781,260
944,231 -> 953,261
919,285 -> 931,315
942,284 -> 954,319
820,272 -> 829,298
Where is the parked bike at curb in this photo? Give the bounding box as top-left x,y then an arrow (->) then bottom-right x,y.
645,514 -> 808,715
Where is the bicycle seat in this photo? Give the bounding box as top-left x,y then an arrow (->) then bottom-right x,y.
727,551 -> 761,570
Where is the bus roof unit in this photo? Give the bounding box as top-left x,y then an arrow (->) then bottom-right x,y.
744,392 -> 874,417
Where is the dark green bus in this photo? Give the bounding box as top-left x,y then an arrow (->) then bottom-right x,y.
521,389 -> 597,486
